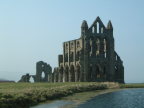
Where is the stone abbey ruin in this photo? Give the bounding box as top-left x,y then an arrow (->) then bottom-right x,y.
19,17 -> 124,83
19,61 -> 52,82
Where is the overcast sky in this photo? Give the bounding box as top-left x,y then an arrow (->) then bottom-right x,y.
0,0 -> 144,83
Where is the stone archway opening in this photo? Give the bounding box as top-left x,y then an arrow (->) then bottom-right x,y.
30,76 -> 34,83
65,66 -> 69,82
40,71 -> 46,82
89,65 -> 93,81
41,72 -> 45,79
70,65 -> 75,82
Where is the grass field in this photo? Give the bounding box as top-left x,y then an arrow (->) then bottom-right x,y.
0,82 -> 119,108
120,83 -> 144,88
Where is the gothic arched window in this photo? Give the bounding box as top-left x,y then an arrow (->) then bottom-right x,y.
65,44 -> 68,50
97,22 -> 99,33
92,26 -> 95,33
104,39 -> 107,58
96,39 -> 100,56
71,43 -> 74,49
77,41 -> 80,48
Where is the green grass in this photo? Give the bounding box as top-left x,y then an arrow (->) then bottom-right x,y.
120,83 -> 144,88
0,82 -> 119,108
3,82 -> 144,108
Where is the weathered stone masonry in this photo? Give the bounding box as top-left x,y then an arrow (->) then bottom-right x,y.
53,17 -> 124,83
19,17 -> 124,83
19,61 -> 52,82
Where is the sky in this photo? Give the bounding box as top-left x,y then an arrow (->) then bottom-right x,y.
0,0 -> 144,83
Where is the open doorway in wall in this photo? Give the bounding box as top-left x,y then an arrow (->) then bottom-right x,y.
30,76 -> 34,83
41,72 -> 45,79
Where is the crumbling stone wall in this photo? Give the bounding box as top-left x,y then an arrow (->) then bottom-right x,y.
19,73 -> 31,82
19,17 -> 124,83
52,17 -> 124,83
19,61 -> 52,83
35,61 -> 52,82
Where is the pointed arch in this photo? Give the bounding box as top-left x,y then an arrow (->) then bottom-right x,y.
70,51 -> 74,62
76,64 -> 81,82
76,51 -> 80,61
77,41 -> 80,48
92,26 -> 95,33
89,39 -> 93,56
97,22 -> 99,33
96,38 -> 100,56
65,66 -> 69,82
104,39 -> 107,58
89,64 -> 93,81
70,65 -> 75,82
41,72 -> 45,78
30,76 -> 34,83
90,17 -> 106,34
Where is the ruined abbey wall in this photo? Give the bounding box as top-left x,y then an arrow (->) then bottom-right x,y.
53,17 -> 124,83
19,17 -> 124,83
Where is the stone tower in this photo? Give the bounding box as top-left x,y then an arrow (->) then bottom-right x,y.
52,17 -> 124,83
